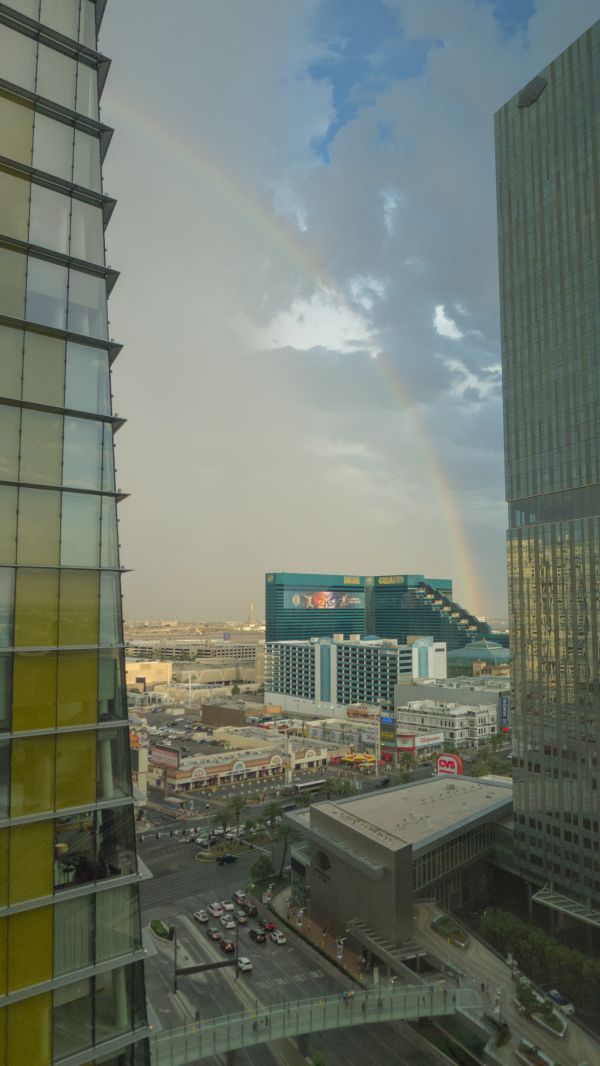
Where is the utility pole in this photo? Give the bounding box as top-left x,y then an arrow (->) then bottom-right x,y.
235,921 -> 240,979
171,927 -> 178,993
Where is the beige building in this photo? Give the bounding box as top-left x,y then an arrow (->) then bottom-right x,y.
125,659 -> 173,689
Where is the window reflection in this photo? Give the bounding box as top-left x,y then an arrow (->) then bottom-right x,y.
29,184 -> 70,255
98,649 -> 127,722
0,653 -> 12,731
97,727 -> 132,801
101,497 -> 119,568
37,44 -> 77,111
71,199 -> 105,265
68,269 -> 108,338
73,129 -> 101,192
61,493 -> 101,566
32,112 -> 73,182
54,807 -> 136,891
63,417 -> 103,489
26,258 -> 68,330
0,568 -> 15,649
65,342 -> 111,415
100,572 -> 122,646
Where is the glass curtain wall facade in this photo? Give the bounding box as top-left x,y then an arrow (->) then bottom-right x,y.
0,3 -> 149,1065
496,22 -> 600,902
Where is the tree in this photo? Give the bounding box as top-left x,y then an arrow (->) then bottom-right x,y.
216,802 -> 232,833
250,855 -> 274,884
276,822 -> 301,877
228,795 -> 247,836
264,800 -> 282,833
325,777 -> 354,800
231,683 -> 240,695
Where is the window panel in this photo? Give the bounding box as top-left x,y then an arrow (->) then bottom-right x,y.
0,569 -> 15,650
25,257 -> 68,330
11,735 -> 55,816
102,425 -> 116,491
0,829 -> 7,906
0,653 -> 11,731
14,568 -> 59,647
0,92 -> 34,167
63,417 -> 102,489
56,731 -> 96,809
70,199 -> 104,264
54,895 -> 93,977
100,571 -> 121,646
7,991 -> 52,1066
73,129 -> 101,192
40,0 -> 79,39
28,184 -> 70,256
12,651 -> 57,731
98,806 -> 135,879
61,492 -> 100,566
0,26 -> 36,93
0,323 -> 23,400
98,649 -> 126,721
0,915 -> 6,997
33,113 -> 73,182
97,727 -> 131,802
79,0 -> 97,49
0,406 -> 20,481
7,1 -> 39,20
75,61 -> 98,120
0,246 -> 27,319
67,269 -> 107,338
17,488 -> 60,566
8,907 -> 52,991
19,409 -> 63,486
57,650 -> 97,726
96,884 -> 141,963
59,569 -> 100,645
0,169 -> 30,242
54,810 -> 96,890
53,977 -> 93,1058
9,820 -> 53,903
0,487 -> 17,565
22,331 -> 66,407
101,496 -> 119,567
37,44 -> 77,111
65,341 -> 110,414
0,740 -> 9,819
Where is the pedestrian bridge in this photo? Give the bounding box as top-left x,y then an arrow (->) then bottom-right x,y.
149,981 -> 482,1064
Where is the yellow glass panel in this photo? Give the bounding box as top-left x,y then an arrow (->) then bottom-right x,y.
0,169 -> 29,242
8,907 -> 52,991
16,489 -> 60,566
0,1005 -> 5,1066
22,331 -> 66,407
9,820 -> 53,904
14,569 -> 59,647
0,917 -> 5,997
7,992 -> 52,1066
0,322 -> 23,400
12,652 -> 57,731
56,731 -> 96,809
59,570 -> 99,646
11,736 -> 55,817
57,650 -> 97,726
0,246 -> 26,320
0,830 -> 7,907
0,92 -> 34,167
0,487 -> 17,565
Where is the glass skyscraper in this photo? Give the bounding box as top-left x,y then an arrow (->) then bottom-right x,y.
0,3 -> 149,1064
496,21 -> 600,910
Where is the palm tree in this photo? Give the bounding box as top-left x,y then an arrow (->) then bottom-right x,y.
276,822 -> 301,877
228,795 -> 247,837
217,801 -> 232,833
264,800 -> 282,834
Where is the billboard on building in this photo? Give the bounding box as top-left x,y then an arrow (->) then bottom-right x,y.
284,589 -> 364,610
436,752 -> 464,776
150,745 -> 180,769
500,694 -> 510,731
347,704 -> 379,719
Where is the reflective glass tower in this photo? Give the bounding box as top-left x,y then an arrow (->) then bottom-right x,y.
496,22 -> 600,908
0,3 -> 149,1064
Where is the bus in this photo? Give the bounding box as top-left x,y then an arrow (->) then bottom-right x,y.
295,779 -> 327,795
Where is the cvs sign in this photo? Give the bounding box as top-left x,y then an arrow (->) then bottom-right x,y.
436,752 -> 464,776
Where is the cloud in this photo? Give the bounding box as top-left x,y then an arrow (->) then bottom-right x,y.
433,304 -> 464,340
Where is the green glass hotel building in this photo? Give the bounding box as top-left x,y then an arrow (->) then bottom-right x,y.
496,21 -> 600,915
0,2 -> 149,1064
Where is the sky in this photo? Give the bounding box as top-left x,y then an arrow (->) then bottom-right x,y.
100,0 -> 598,623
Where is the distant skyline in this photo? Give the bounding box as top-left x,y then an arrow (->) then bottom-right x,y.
100,1 -> 598,621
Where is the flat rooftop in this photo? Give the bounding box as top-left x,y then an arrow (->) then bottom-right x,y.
313,776 -> 512,848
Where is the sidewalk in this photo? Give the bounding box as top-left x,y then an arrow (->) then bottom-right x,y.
270,887 -> 365,985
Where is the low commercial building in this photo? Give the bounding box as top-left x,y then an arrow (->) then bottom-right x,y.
287,777 -> 512,954
395,677 -> 511,738
396,699 -> 499,749
266,635 -> 446,718
148,740 -> 328,793
126,659 -> 173,689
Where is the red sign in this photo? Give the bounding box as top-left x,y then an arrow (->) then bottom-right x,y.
436,752 -> 464,776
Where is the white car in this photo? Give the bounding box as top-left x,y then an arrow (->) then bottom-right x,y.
221,900 -> 235,912
270,930 -> 287,945
237,956 -> 253,973
232,890 -> 246,905
193,909 -> 209,923
220,915 -> 236,930
208,902 -> 224,918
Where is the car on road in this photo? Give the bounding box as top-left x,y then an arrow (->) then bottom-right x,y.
208,902 -> 224,918
241,901 -> 258,918
220,915 -> 236,930
234,910 -> 248,925
249,928 -> 267,944
258,918 -> 276,932
270,930 -> 287,945
216,854 -> 238,865
547,990 -> 575,1014
232,890 -> 246,904
206,926 -> 221,941
375,777 -> 391,790
220,938 -> 235,953
237,956 -> 253,973
221,899 -> 235,912
193,909 -> 209,923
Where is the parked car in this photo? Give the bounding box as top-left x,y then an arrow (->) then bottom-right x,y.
270,930 -> 287,945
258,918 -> 276,932
220,915 -> 236,930
375,777 -> 391,790
206,926 -> 221,941
241,901 -> 258,918
234,910 -> 248,925
249,928 -> 267,944
193,909 -> 209,923
221,899 -> 235,912
216,854 -> 238,865
547,990 -> 575,1014
232,890 -> 246,904
237,956 -> 253,973
208,902 -> 224,918
220,938 -> 235,954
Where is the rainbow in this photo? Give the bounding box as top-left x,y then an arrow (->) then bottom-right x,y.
103,92 -> 484,616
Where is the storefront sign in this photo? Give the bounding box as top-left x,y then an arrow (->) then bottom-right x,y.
436,752 -> 464,776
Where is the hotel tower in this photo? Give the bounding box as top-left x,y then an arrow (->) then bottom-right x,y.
0,2 -> 149,1064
